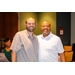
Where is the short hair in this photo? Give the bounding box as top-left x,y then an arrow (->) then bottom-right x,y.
25,17 -> 36,24
3,38 -> 10,42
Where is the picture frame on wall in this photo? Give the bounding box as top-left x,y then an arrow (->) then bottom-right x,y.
59,27 -> 64,36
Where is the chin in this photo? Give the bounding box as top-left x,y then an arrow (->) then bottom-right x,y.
30,29 -> 35,32
7,46 -> 10,47
29,30 -> 34,32
27,28 -> 34,32
43,33 -> 49,36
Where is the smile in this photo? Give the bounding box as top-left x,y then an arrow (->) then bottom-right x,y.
30,27 -> 34,28
43,29 -> 48,32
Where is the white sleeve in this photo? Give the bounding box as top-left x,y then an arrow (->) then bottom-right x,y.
57,37 -> 64,53
10,33 -> 22,53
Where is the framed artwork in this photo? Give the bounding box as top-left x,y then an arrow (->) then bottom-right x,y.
59,27 -> 64,35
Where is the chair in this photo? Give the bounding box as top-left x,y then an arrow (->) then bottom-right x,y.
65,51 -> 73,62
64,46 -> 73,62
64,46 -> 72,51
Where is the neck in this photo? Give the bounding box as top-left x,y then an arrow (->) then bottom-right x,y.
43,35 -> 47,38
5,46 -> 10,51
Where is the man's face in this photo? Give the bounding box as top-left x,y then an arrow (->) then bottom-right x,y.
41,21 -> 51,37
4,40 -> 11,47
25,18 -> 36,32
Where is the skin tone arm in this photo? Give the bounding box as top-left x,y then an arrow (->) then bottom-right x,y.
59,52 -> 66,62
12,50 -> 16,62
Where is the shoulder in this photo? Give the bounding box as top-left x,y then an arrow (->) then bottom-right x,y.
14,30 -> 26,38
1,48 -> 5,53
15,30 -> 26,35
53,35 -> 63,47
52,34 -> 61,40
51,33 -> 62,44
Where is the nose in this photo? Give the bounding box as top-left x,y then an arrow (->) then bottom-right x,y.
44,26 -> 47,28
30,23 -> 33,26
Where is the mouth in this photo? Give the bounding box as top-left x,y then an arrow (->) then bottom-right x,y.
42,29 -> 50,34
29,27 -> 34,29
30,27 -> 33,28
26,26 -> 35,32
44,30 -> 48,32
43,29 -> 48,32
8,44 -> 10,45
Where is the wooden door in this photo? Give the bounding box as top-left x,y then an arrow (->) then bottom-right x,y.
0,12 -> 18,52
0,12 -> 4,52
10,12 -> 18,41
4,12 -> 11,39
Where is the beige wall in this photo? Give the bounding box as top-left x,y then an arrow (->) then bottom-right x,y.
19,12 -> 56,35
38,12 -> 56,35
18,12 -> 75,45
19,12 -> 38,34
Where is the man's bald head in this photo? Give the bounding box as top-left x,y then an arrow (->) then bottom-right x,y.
41,20 -> 51,37
41,20 -> 51,27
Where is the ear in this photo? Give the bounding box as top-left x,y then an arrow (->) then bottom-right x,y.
35,23 -> 36,26
25,23 -> 26,26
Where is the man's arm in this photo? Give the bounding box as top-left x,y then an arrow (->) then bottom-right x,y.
59,52 -> 66,62
12,50 -> 16,62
